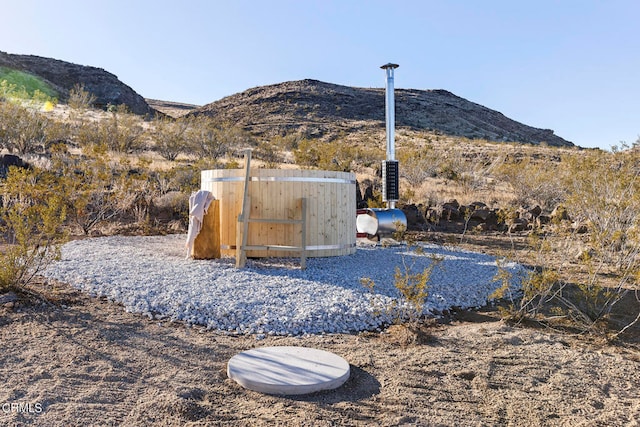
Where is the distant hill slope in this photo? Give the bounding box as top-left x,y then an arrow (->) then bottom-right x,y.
0,51 -> 154,115
145,99 -> 199,118
193,79 -> 573,147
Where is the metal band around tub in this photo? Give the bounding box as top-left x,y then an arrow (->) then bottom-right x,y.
220,243 -> 356,251
203,176 -> 356,184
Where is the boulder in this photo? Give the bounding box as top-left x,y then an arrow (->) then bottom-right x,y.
0,292 -> 18,305
443,199 -> 460,210
355,180 -> 365,209
536,215 -> 551,227
528,205 -> 542,218
0,154 -> 31,178
360,180 -> 376,206
401,204 -> 425,230
470,207 -> 492,222
441,203 -> 460,220
508,218 -> 529,233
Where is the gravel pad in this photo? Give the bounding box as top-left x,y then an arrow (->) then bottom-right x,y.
44,235 -> 525,335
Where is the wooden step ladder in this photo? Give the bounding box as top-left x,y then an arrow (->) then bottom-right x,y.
235,151 -> 307,269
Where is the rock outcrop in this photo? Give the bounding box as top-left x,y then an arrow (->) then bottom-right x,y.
193,79 -> 573,147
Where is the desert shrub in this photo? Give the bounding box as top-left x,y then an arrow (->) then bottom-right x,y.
293,139 -> 368,171
350,143 -> 383,170
161,163 -> 205,194
64,86 -> 101,149
491,233 -> 565,324
50,146 -> 171,234
41,119 -> 74,151
362,231 -> 443,326
400,187 -> 417,204
392,250 -> 443,324
50,144 -> 123,235
562,149 -> 640,336
152,168 -> 175,195
185,116 -> 252,160
0,101 -> 50,154
69,119 -> 100,148
224,159 -> 241,169
491,229 -> 636,335
270,133 -> 303,151
114,157 -> 163,228
398,141 -> 494,195
562,150 -> 640,270
150,116 -> 189,161
153,190 -> 190,224
293,139 -> 325,168
492,148 -> 640,336
254,140 -> 283,167
495,155 -> 566,210
0,166 -> 67,292
68,83 -> 97,111
366,191 -> 385,208
99,104 -> 145,153
397,146 -> 438,187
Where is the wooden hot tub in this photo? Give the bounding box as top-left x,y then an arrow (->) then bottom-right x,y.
201,168 -> 356,258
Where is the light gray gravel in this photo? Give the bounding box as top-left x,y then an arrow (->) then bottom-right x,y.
43,234 -> 525,336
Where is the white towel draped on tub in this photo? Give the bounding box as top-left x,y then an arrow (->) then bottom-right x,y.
186,190 -> 215,258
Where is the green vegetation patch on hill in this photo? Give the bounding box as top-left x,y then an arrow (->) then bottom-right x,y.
0,66 -> 57,101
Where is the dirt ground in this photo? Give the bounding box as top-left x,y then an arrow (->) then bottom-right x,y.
1,234 -> 640,426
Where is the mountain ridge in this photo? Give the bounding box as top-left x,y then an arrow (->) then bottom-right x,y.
192,79 -> 573,147
0,50 -> 573,147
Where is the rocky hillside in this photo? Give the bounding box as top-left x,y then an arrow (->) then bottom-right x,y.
0,51 -> 572,146
145,99 -> 199,117
193,79 -> 573,147
0,51 -> 154,115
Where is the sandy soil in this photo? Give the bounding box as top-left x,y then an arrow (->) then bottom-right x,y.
1,275 -> 639,427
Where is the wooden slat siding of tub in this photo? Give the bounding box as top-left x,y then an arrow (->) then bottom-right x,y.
192,199 -> 221,259
201,169 -> 356,258
307,172 -> 318,256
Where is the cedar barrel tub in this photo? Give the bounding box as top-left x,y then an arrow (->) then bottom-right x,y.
201,168 -> 357,258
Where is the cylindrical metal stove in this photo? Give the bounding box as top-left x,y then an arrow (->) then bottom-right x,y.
356,208 -> 407,237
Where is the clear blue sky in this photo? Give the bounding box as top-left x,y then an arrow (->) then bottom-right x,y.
2,0 -> 638,149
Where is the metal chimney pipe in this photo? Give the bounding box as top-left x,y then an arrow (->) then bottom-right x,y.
380,63 -> 399,209
381,63 -> 398,161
